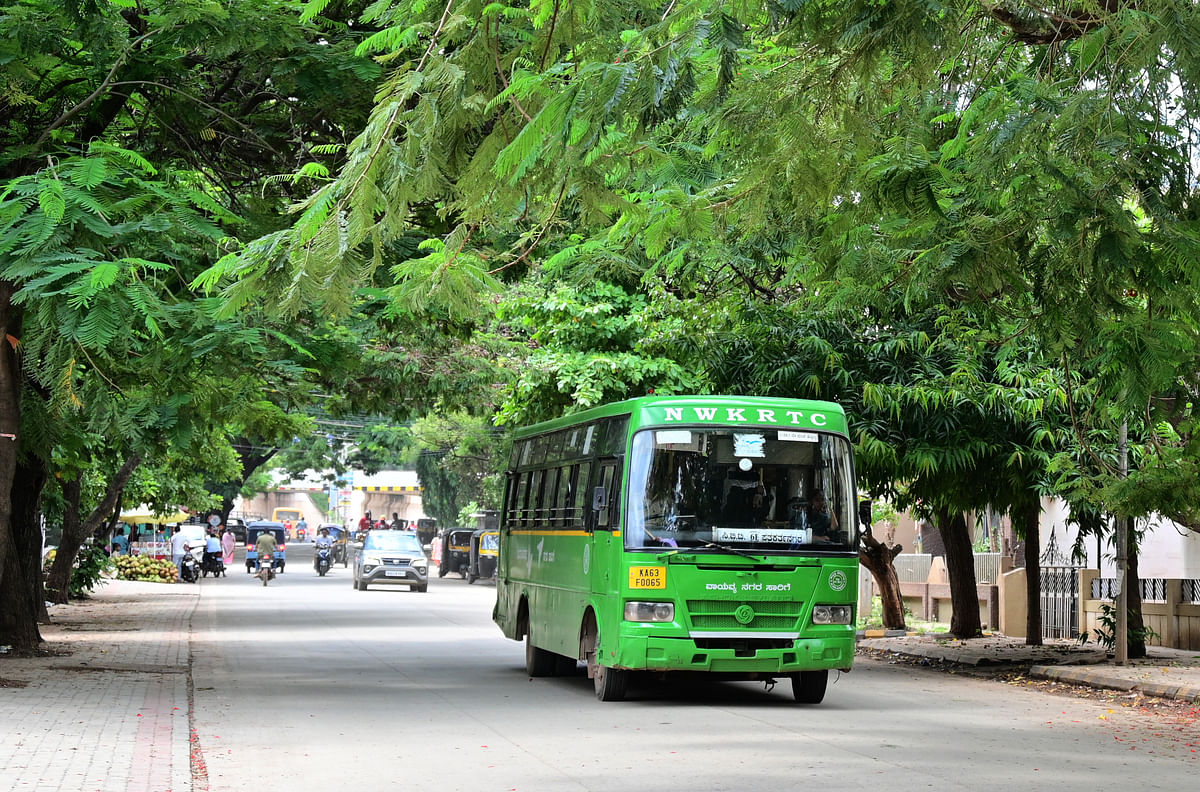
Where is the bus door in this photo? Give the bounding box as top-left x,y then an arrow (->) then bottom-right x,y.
588,460 -> 622,597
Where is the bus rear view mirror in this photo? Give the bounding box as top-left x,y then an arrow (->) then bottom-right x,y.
857,499 -> 873,530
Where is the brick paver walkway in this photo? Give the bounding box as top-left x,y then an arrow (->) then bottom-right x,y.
0,580 -> 197,792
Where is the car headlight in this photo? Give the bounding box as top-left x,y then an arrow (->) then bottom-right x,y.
363,553 -> 382,565
812,605 -> 853,625
412,559 -> 427,571
624,602 -> 675,622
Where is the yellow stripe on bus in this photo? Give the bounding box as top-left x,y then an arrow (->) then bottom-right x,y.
506,530 -> 622,538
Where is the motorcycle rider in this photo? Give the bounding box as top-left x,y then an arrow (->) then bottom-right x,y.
203,528 -> 222,573
255,529 -> 278,577
313,527 -> 333,571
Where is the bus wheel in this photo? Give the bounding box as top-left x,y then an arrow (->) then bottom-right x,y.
525,632 -> 557,677
791,670 -> 828,704
592,663 -> 627,702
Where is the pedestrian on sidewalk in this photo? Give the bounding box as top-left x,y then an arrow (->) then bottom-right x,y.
220,526 -> 235,567
169,527 -> 191,580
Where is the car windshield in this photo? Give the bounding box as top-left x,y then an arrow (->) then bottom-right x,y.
364,532 -> 423,552
625,427 -> 856,552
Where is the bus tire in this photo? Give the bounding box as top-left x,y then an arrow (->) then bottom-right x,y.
791,670 -> 828,704
593,664 -> 628,702
525,632 -> 557,677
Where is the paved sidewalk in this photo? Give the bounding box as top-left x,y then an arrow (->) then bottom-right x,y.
858,632 -> 1200,703
0,579 -> 199,792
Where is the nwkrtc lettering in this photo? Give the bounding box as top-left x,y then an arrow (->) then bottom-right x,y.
659,406 -> 833,429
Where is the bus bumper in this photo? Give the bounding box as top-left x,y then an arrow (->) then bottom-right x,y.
614,634 -> 855,674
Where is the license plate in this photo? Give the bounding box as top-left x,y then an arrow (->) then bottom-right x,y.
629,566 -> 666,589
385,570 -> 406,578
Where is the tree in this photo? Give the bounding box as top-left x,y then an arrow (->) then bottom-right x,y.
0,0 -> 384,650
692,297 -> 1071,639
410,412 -> 507,525
205,0 -> 1200,651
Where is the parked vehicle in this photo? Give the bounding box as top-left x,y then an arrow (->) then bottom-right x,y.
224,518 -> 248,543
416,517 -> 438,546
467,528 -> 499,584
438,529 -> 473,579
245,522 -> 287,574
179,552 -> 199,584
353,530 -> 429,592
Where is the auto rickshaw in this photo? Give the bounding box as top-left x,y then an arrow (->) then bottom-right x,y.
438,528 -> 473,578
245,522 -> 287,574
467,528 -> 499,584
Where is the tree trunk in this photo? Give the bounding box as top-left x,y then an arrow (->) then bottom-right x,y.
45,454 -> 142,604
1127,523 -> 1146,659
0,459 -> 45,651
936,509 -> 982,638
219,445 -> 276,523
44,474 -> 83,604
1021,501 -> 1042,646
0,280 -> 31,651
858,524 -> 906,630
12,456 -> 49,625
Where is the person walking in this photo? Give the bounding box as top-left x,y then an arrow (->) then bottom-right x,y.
220,526 -> 236,567
169,527 -> 191,581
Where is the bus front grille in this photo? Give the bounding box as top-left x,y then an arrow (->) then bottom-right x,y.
685,600 -> 802,631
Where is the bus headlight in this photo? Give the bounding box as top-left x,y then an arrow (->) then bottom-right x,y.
624,602 -> 675,622
812,605 -> 853,625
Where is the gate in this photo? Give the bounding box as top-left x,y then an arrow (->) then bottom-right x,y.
1039,528 -> 1084,640
1040,566 -> 1080,639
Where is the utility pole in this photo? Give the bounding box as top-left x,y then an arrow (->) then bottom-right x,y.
1116,419 -> 1128,665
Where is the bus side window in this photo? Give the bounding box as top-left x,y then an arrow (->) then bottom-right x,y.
555,464 -> 574,527
528,469 -> 545,527
575,461 -> 592,527
542,467 -> 561,527
512,473 -> 529,528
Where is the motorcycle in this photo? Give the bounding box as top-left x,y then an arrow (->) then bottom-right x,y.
314,545 -> 332,576
179,550 -> 200,584
200,550 -> 225,578
257,557 -> 276,586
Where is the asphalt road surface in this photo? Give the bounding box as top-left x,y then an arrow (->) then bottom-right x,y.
191,545 -> 1198,791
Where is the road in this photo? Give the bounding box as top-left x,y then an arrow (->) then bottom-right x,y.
191,545 -> 1198,792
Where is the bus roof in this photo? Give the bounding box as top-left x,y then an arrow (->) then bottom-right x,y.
511,395 -> 848,439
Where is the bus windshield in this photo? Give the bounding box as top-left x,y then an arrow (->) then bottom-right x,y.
625,427 -> 856,552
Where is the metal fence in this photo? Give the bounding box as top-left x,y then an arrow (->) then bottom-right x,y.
974,553 -> 1003,583
893,554 -> 933,583
1091,577 -> 1173,603
891,553 -> 1004,584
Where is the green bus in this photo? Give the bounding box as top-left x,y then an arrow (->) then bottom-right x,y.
494,395 -> 863,703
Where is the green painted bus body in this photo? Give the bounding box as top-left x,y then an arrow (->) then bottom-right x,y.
494,395 -> 859,683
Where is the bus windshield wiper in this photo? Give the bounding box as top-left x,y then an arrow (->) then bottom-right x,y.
702,541 -> 762,562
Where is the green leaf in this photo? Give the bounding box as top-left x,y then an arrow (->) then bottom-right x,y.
39,182 -> 65,224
